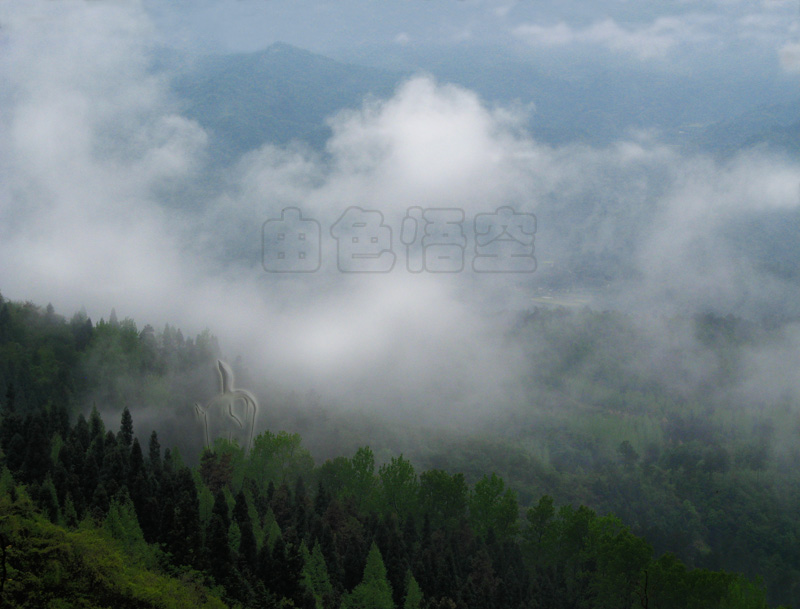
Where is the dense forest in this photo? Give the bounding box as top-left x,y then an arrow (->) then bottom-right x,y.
0,292 -> 794,608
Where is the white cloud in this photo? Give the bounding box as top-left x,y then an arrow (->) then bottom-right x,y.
4,0 -> 800,431
514,14 -> 720,59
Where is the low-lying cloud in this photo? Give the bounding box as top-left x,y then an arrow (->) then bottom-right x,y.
3,1 -> 800,433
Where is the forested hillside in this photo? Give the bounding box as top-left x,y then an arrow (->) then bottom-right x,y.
0,292 -> 794,608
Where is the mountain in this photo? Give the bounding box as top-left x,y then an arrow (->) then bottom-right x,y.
172,43 -> 403,162
172,42 -> 800,160
695,97 -> 800,155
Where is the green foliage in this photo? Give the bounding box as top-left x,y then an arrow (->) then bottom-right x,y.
200,447 -> 235,495
403,572 -> 423,609
378,454 -> 418,519
341,542 -> 394,609
468,473 -> 519,540
302,542 -> 335,609
103,492 -> 155,568
0,487 -> 228,608
246,430 -> 314,489
0,297 -> 785,608
316,446 -> 378,511
418,469 -> 468,530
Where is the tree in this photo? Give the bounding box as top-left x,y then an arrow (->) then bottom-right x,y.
88,405 -> 105,440
269,535 -> 305,604
403,571 -> 423,609
21,416 -> 51,484
350,447 -> 375,503
199,449 -> 233,495
462,546 -> 500,609
147,430 -> 161,478
118,407 -> 133,449
168,467 -> 203,569
468,473 -> 519,540
617,440 -> 639,468
592,518 -> 652,609
341,543 -> 394,609
419,469 -> 468,531
233,490 -> 258,574
524,495 -> 555,564
378,455 -> 418,519
302,542 -> 335,609
103,491 -> 153,567
246,430 -> 314,488
204,490 -> 232,583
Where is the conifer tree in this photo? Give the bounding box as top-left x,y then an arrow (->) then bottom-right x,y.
302,542 -> 335,609
88,405 -> 105,441
341,542 -> 394,609
234,490 -> 258,574
118,406 -> 133,448
404,571 -> 423,609
171,467 -> 203,569
71,413 -> 90,454
21,415 -> 51,483
205,489 -> 232,583
147,430 -> 162,478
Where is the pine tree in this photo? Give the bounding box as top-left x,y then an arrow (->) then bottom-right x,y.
37,476 -> 59,523
5,433 -> 25,473
205,489 -> 232,583
91,482 -> 110,518
341,542 -> 394,609
199,449 -> 233,495
0,384 -> 21,456
71,413 -> 90,454
103,491 -> 151,566
148,430 -> 162,479
234,490 -> 258,574
302,542 -> 335,609
269,534 -> 305,604
129,437 -> 144,483
48,402 -> 70,440
88,405 -> 105,442
100,434 -> 126,498
118,406 -> 133,448
21,416 -> 51,484
314,481 -> 331,516
81,452 -> 100,507
171,467 -> 203,569
404,571 -> 423,609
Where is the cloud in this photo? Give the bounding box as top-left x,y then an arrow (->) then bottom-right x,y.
4,0 -> 800,437
513,15 -> 718,60
0,1 -> 206,317
0,2 -> 537,425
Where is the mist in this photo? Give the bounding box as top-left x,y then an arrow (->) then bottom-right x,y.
3,0 -> 800,454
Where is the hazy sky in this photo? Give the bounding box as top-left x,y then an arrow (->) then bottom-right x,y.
141,0 -> 800,71
2,0 -> 800,424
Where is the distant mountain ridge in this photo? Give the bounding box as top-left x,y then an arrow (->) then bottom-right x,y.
172,42 -> 403,162
697,97 -> 800,155
169,42 -> 800,164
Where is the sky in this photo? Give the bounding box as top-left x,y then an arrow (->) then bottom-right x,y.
3,0 -> 800,426
142,0 -> 800,72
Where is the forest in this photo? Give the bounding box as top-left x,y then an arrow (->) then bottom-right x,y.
0,292 -> 794,608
